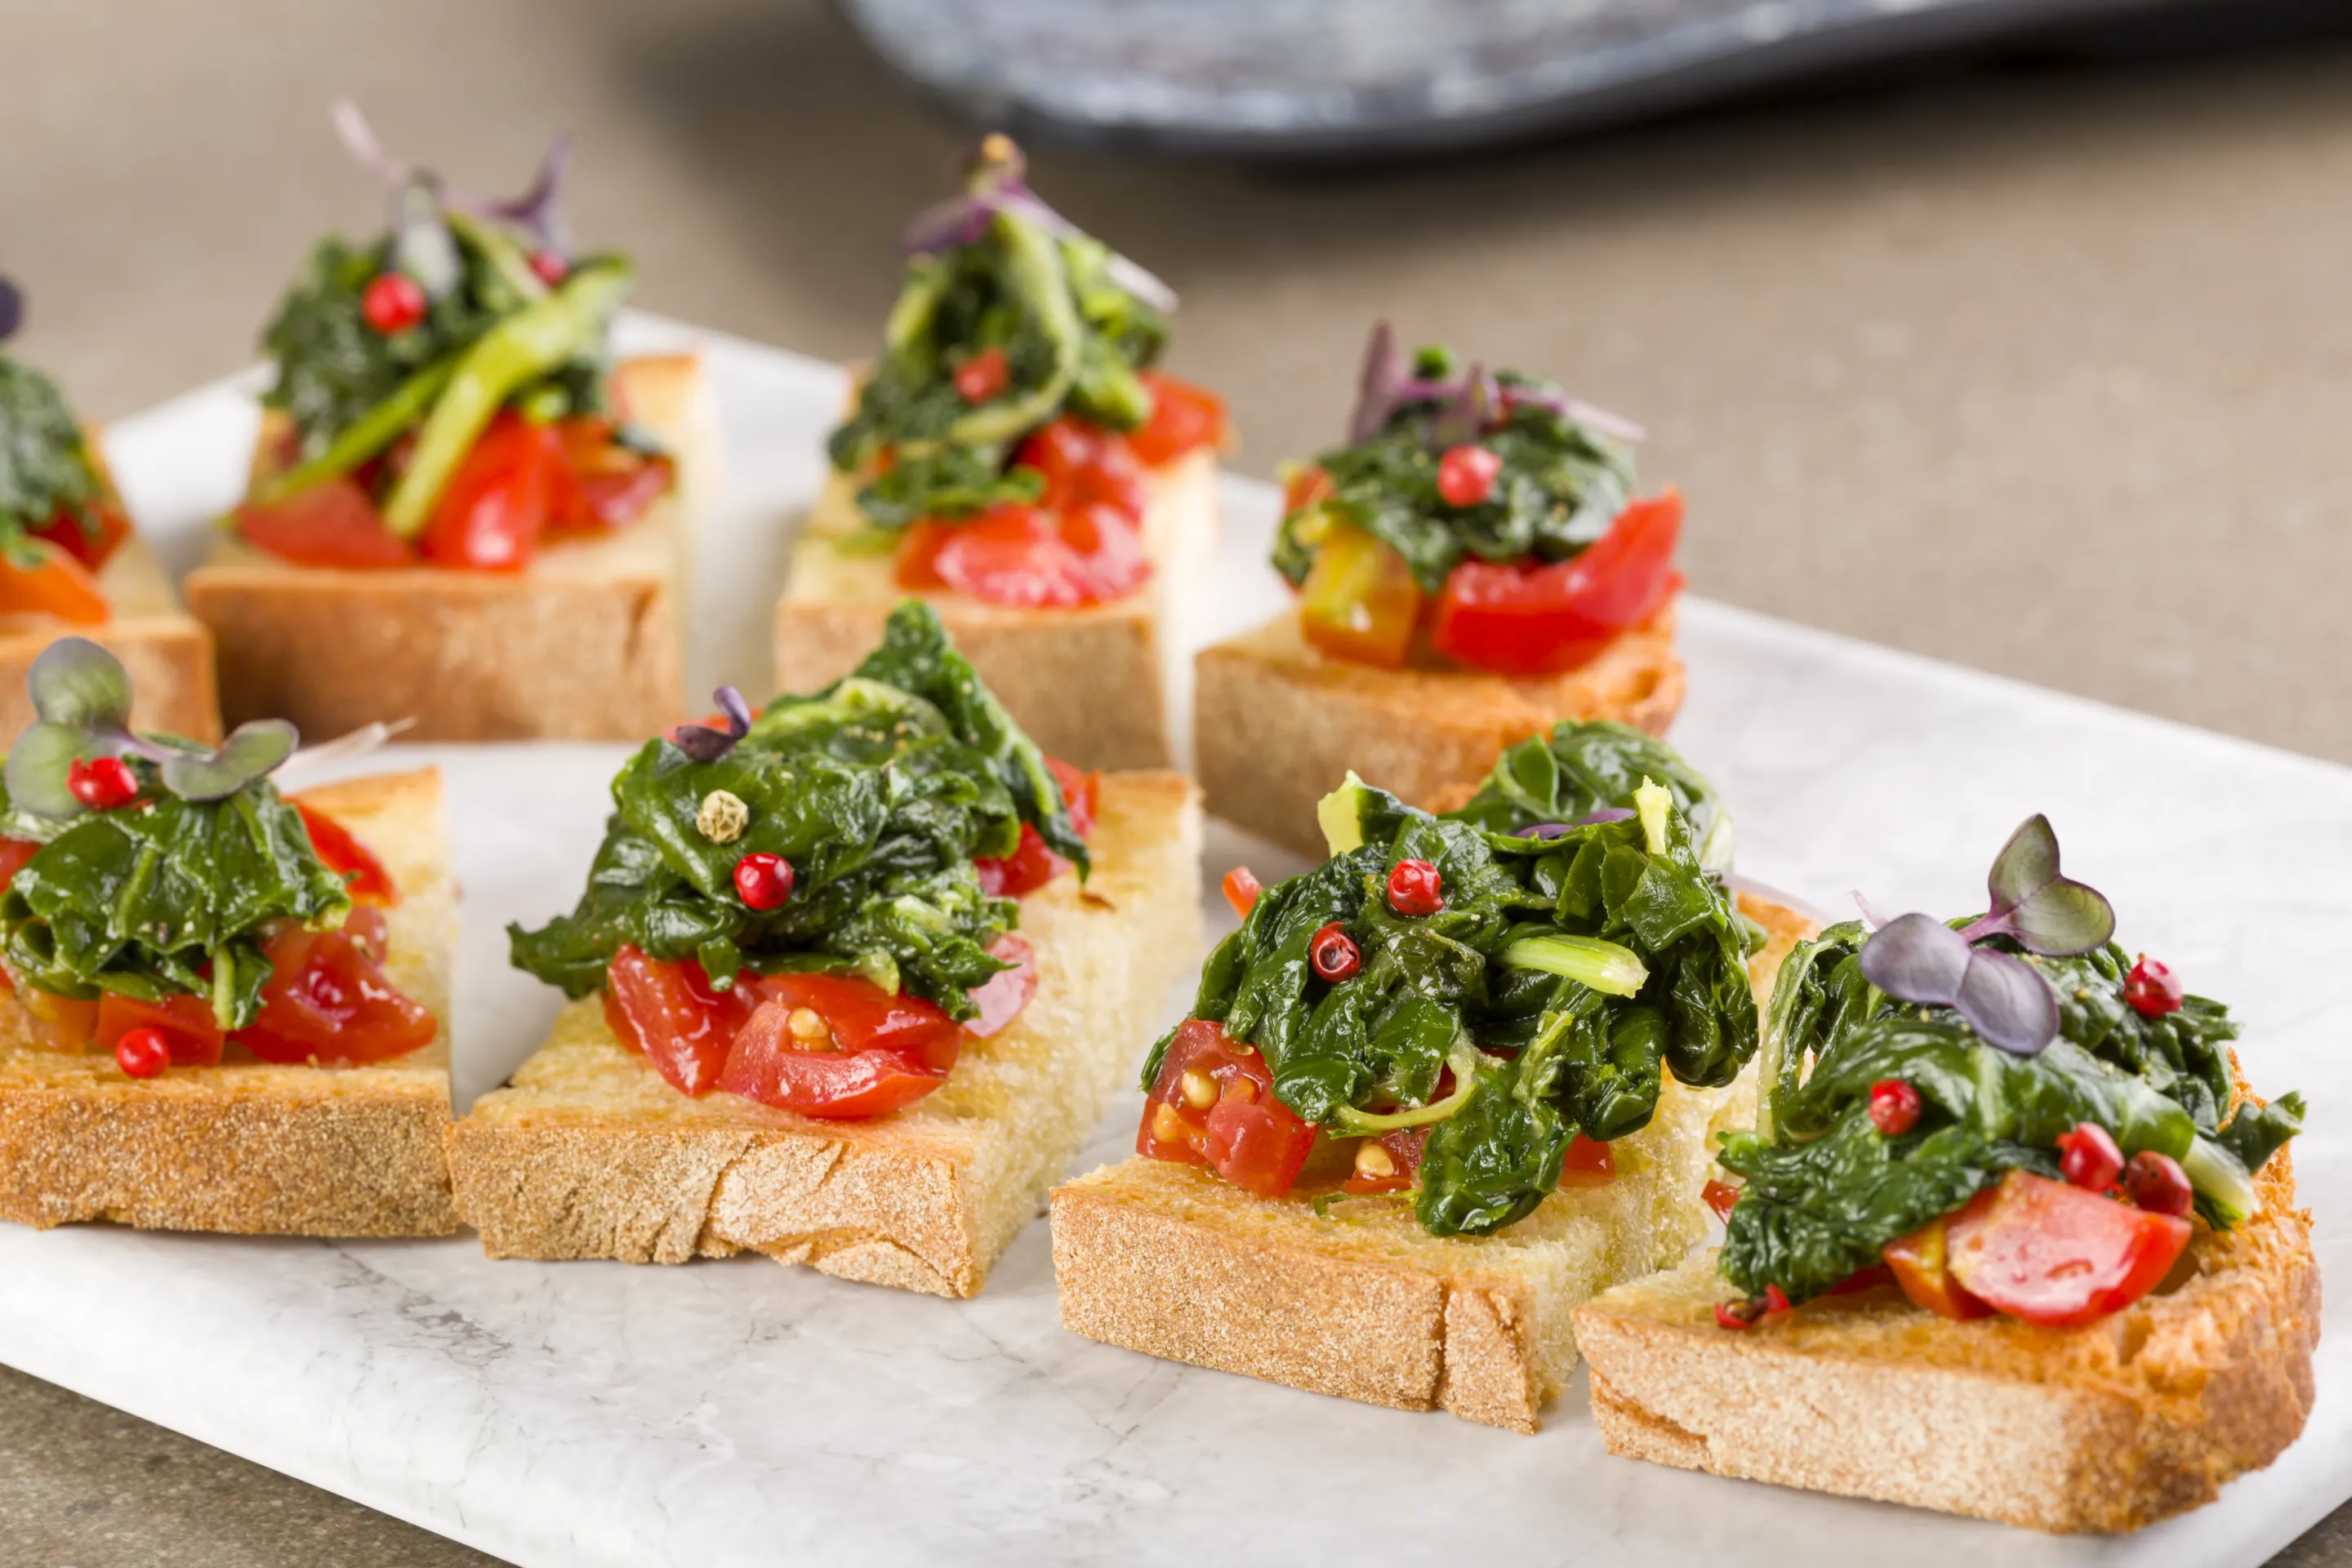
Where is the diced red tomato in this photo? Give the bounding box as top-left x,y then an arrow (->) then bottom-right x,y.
962,935 -> 1036,1040
1943,1169 -> 2191,1330
1702,1177 -> 1742,1223
0,542 -> 109,624
894,501 -> 1150,609
0,836 -> 40,890
1557,1133 -> 1617,1188
1126,372 -> 1227,467
716,972 -> 961,1120
419,410 -> 562,572
546,416 -> 673,535
31,501 -> 130,573
1298,521 -> 1421,669
1221,866 -> 1261,919
236,475 -> 414,568
1428,489 -> 1684,678
1281,464 -> 1334,516
600,944 -> 755,1097
1138,1019 -> 1317,1200
235,921 -> 438,1066
973,756 -> 1098,898
96,991 -> 224,1068
1883,1214 -> 1994,1321
295,803 -> 398,905
1013,417 -> 1149,521
345,902 -> 391,962
1341,1126 -> 1428,1196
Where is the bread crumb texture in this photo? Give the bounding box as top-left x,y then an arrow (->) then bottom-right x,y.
1049,893 -> 1815,1432
448,771 -> 1203,1298
0,768 -> 458,1236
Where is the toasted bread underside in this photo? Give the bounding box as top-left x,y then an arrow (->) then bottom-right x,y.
1048,893 -> 1813,1433
774,449 -> 1219,772
448,771 -> 1205,1297
184,354 -> 711,742
0,767 -> 459,1236
1194,599 -> 1685,858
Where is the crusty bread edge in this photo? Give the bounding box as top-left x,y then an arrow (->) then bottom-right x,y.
0,767 -> 459,1237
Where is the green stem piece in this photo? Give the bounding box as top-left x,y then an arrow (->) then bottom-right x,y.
1501,932 -> 1649,997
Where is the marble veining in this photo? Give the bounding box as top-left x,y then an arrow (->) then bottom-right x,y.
0,320 -> 2341,1566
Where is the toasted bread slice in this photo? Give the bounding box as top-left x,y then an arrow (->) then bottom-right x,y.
184,354 -> 710,742
1048,892 -> 1812,1432
0,532 -> 219,746
447,771 -> 1204,1297
774,449 -> 1219,772
0,767 -> 459,1236
1573,1123 -> 2317,1530
1195,599 -> 1684,857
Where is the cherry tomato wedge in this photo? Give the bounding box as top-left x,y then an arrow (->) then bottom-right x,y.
1341,1126 -> 1428,1196
973,756 -> 1098,897
600,944 -> 755,1097
716,973 -> 961,1120
295,803 -> 398,905
895,501 -> 1150,609
1428,489 -> 1684,678
547,416 -> 673,535
420,410 -> 561,572
235,922 -> 438,1066
1298,521 -> 1421,669
1702,1177 -> 1743,1223
962,935 -> 1037,1040
0,835 -> 41,889
1013,417 -> 1149,521
1138,1019 -> 1316,1200
1221,866 -> 1262,919
96,991 -> 224,1068
1882,1214 -> 1994,1321
32,500 -> 131,573
236,475 -> 413,568
1943,1170 -> 2192,1329
0,541 -> 109,624
1126,372 -> 1227,467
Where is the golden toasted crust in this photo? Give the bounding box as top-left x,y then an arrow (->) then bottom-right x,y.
1047,893 -> 1815,1432
1572,1112 -> 2318,1530
773,449 -> 1219,771
0,767 -> 458,1236
1195,601 -> 1684,857
184,354 -> 709,742
447,771 -> 1204,1296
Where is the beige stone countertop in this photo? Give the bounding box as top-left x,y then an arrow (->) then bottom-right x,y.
1,0 -> 2346,1562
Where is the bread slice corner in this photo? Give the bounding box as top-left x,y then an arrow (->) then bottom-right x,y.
1048,891 -> 1814,1432
1571,1116 -> 2317,1530
447,770 -> 1204,1297
184,354 -> 711,742
0,765 -> 459,1237
1194,599 -> 1685,858
774,448 -> 1220,773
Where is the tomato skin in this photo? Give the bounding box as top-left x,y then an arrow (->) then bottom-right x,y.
716,973 -> 961,1120
421,410 -> 563,572
972,756 -> 1097,898
31,500 -> 130,573
1556,1133 -> 1617,1188
895,501 -> 1150,609
0,542 -> 109,624
546,416 -> 672,535
1126,372 -> 1226,467
1298,521 -> 1421,669
237,476 -> 414,569
1014,418 -> 1150,522
1221,866 -> 1261,919
952,345 -> 1011,403
235,923 -> 438,1066
962,935 -> 1036,1040
1943,1170 -> 2192,1329
1138,1019 -> 1316,1200
1428,489 -> 1684,678
295,803 -> 398,904
1883,1214 -> 1994,1321
96,991 -> 225,1068
1702,1177 -> 1742,1223
600,945 -> 753,1097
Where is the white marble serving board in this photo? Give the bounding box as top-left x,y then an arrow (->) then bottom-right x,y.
0,318 -> 2341,1566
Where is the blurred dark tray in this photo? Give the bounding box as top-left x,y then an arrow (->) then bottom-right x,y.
834,0 -> 2256,155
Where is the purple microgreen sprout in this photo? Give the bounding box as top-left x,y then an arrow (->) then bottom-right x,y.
0,275 -> 20,342
899,135 -> 1178,314
1853,815 -> 2115,1056
1343,320 -> 1646,453
1512,806 -> 1635,840
331,99 -> 576,268
275,717 -> 416,782
7,639 -> 298,818
672,685 -> 753,763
